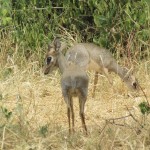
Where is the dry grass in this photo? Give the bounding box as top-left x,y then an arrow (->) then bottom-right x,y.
0,57 -> 150,150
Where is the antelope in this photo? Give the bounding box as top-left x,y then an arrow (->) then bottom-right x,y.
43,38 -> 89,134
65,43 -> 138,97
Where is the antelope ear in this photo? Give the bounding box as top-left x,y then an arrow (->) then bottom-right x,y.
54,37 -> 61,51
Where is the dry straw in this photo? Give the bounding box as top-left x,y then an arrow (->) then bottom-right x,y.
0,38 -> 150,149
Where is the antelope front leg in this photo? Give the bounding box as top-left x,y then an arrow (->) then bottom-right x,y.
92,72 -> 99,98
103,67 -> 116,93
103,67 -> 113,85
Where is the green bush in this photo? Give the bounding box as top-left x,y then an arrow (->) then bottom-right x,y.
1,0 -> 150,63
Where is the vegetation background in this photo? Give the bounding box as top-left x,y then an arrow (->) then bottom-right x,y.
0,0 -> 150,149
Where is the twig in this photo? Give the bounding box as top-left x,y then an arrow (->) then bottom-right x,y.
1,126 -> 6,150
99,122 -> 108,143
124,10 -> 140,27
107,114 -> 131,121
138,81 -> 149,105
126,106 -> 144,128
106,120 -> 126,127
99,122 -> 108,135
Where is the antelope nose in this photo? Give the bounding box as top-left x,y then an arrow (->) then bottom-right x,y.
44,70 -> 49,75
133,82 -> 137,89
43,68 -> 48,75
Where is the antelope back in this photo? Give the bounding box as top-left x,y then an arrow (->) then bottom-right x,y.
66,43 -> 114,72
66,44 -> 90,68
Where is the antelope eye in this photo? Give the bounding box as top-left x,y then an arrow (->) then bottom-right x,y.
46,57 -> 52,64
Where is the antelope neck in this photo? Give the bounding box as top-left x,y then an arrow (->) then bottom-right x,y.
57,52 -> 69,74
